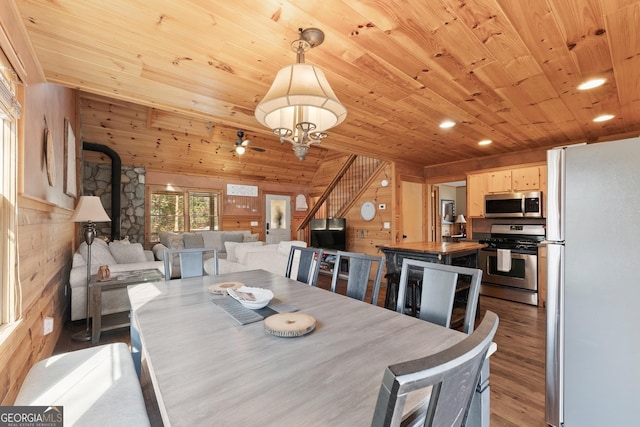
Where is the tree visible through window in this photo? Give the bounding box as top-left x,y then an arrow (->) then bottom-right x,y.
189,192 -> 219,231
148,187 -> 220,242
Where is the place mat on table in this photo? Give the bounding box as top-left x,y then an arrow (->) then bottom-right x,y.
211,297 -> 298,325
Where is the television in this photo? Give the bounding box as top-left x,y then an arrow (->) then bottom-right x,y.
310,218 -> 346,251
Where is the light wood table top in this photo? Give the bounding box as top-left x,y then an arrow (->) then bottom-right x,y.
128,270 -> 467,426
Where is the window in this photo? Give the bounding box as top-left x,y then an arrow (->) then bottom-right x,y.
0,63 -> 21,325
189,192 -> 220,231
148,187 -> 220,242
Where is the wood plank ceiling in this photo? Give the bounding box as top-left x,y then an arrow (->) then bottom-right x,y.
12,0 -> 640,182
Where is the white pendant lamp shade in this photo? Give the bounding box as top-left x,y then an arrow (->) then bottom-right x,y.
255,63 -> 347,134
255,28 -> 347,160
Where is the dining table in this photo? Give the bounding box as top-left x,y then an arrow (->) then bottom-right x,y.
128,269 -> 493,426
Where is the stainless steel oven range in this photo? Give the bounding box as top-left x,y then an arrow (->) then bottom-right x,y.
479,224 -> 545,305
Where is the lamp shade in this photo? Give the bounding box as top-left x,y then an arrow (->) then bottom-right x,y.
254,63 -> 347,133
455,214 -> 467,224
69,196 -> 111,223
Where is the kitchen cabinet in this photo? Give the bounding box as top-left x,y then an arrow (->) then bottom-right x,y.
487,170 -> 512,193
467,165 -> 547,219
486,166 -> 542,193
467,173 -> 487,217
512,166 -> 541,191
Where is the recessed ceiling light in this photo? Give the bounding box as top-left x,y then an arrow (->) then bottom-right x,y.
439,120 -> 456,129
478,139 -> 492,146
578,78 -> 606,90
593,114 -> 614,122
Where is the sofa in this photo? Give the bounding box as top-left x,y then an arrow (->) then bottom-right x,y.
69,238 -> 165,321
152,230 -> 257,278
204,239 -> 308,277
151,230 -> 307,278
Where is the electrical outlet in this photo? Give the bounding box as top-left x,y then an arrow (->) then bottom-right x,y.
383,222 -> 391,229
250,221 -> 259,226
378,204 -> 386,210
44,317 -> 54,335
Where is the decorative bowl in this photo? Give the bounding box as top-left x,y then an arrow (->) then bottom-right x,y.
227,286 -> 274,310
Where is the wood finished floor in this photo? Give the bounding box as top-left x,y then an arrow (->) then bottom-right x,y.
55,279 -> 546,426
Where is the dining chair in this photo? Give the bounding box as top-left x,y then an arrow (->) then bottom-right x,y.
395,258 -> 482,334
330,251 -> 385,304
163,248 -> 218,280
371,310 -> 499,427
285,246 -> 324,286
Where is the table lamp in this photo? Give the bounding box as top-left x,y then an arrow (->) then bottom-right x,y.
69,196 -> 111,341
455,214 -> 467,237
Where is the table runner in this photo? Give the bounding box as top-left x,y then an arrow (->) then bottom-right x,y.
211,296 -> 297,325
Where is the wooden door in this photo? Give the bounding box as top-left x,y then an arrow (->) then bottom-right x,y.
401,181 -> 424,243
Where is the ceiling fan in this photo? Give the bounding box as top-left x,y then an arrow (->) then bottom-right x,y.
231,130 -> 265,155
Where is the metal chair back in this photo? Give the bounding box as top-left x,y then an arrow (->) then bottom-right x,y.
372,311 -> 499,427
330,251 -> 385,304
163,248 -> 218,280
396,259 -> 482,334
286,246 -> 324,286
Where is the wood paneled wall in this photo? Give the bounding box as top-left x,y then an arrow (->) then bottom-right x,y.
0,196 -> 74,405
0,11 -> 78,402
343,164 -> 394,257
146,170 -> 313,244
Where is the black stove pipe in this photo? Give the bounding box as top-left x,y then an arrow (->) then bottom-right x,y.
82,142 -> 121,241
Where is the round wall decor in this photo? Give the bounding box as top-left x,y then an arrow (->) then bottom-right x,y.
360,201 -> 376,221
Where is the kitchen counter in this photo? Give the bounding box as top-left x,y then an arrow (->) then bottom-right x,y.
379,241 -> 486,256
377,241 -> 486,273
378,241 -> 487,329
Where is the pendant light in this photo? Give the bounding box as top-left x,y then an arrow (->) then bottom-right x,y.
254,28 -> 347,160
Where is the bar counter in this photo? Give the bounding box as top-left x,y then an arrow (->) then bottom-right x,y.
377,241 -> 487,272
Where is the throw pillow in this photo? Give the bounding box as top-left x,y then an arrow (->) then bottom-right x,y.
78,238 -> 117,266
159,231 -> 184,249
224,242 -> 262,263
224,241 -> 262,263
109,242 -> 147,264
219,232 -> 244,253
235,243 -> 269,265
243,233 -> 260,242
200,231 -> 222,251
183,232 -> 205,249
277,240 -> 307,256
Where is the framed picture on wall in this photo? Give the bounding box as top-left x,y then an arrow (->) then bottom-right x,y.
64,118 -> 77,197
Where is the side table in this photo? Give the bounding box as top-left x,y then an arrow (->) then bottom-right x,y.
89,268 -> 163,344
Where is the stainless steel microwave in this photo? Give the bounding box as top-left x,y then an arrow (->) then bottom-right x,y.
485,191 -> 543,218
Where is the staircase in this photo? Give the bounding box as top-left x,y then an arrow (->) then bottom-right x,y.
298,155 -> 385,236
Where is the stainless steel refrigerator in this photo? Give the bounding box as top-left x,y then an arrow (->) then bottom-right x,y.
545,137 -> 640,426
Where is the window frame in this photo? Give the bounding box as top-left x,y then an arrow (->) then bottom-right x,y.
0,62 -> 22,326
146,185 -> 221,244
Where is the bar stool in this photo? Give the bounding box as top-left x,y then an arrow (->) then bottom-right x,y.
384,272 -> 421,316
